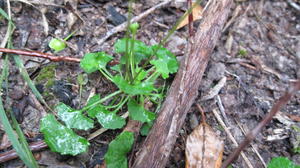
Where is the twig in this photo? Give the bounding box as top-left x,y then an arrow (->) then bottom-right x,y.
0,141 -> 47,163
97,0 -> 172,46
212,109 -> 254,168
0,48 -> 81,63
187,0 -> 194,36
216,95 -> 230,126
287,0 -> 300,11
222,80 -> 300,168
234,118 -> 267,168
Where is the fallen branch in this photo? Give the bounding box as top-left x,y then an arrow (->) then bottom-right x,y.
222,80 -> 300,168
0,48 -> 81,63
132,0 -> 233,167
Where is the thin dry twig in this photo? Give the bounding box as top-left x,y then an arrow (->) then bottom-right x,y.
97,0 -> 172,46
222,80 -> 300,168
212,109 -> 254,168
234,118 -> 267,168
0,141 -> 47,163
0,48 -> 81,63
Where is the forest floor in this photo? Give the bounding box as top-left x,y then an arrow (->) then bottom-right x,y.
0,0 -> 300,167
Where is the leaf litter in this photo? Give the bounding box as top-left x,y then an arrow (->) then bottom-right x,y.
185,104 -> 224,168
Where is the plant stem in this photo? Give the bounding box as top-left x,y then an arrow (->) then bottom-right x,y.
130,32 -> 136,80
81,90 -> 122,112
145,71 -> 160,82
132,0 -> 202,83
99,68 -> 113,82
113,96 -> 129,113
124,0 -> 134,81
63,29 -> 77,41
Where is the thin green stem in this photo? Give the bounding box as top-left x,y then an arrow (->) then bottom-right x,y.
63,29 -> 77,41
113,96 -> 129,113
99,68 -> 113,82
106,96 -> 125,109
81,90 -> 122,112
124,0 -> 134,81
130,33 -> 136,80
145,71 -> 160,82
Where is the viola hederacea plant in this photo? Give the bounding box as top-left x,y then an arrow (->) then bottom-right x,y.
40,22 -> 179,168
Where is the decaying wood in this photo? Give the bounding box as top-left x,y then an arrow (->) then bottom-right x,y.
132,0 -> 233,167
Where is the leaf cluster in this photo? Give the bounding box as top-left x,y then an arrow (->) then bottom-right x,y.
40,24 -> 179,167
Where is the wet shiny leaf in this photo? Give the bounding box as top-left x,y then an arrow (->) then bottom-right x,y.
56,103 -> 94,130
40,114 -> 89,156
88,106 -> 125,129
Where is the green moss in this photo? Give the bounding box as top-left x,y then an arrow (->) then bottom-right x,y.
238,49 -> 248,57
35,64 -> 56,88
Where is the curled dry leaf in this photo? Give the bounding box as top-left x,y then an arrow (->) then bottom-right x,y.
185,110 -> 224,168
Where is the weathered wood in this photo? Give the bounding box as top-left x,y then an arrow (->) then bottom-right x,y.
132,0 -> 233,167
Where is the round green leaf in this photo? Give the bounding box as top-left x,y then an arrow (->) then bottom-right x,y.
151,45 -> 179,79
128,99 -> 156,123
56,103 -> 94,131
88,105 -> 125,129
112,75 -> 154,95
105,131 -> 134,168
80,52 -> 113,73
49,38 -> 66,52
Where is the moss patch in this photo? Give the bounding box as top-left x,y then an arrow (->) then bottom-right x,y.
35,64 -> 56,88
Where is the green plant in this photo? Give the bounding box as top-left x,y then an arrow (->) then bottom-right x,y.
48,30 -> 76,52
40,22 -> 178,167
268,157 -> 300,168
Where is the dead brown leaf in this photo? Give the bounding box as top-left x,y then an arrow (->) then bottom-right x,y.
185,105 -> 224,168
177,3 -> 203,30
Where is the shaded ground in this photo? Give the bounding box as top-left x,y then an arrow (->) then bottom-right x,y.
0,0 -> 299,167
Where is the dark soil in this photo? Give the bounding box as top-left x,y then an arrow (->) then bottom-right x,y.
0,0 -> 299,168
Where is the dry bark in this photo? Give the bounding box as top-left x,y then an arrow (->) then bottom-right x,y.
132,0 -> 233,167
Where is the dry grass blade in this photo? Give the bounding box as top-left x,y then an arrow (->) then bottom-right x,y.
185,104 -> 224,168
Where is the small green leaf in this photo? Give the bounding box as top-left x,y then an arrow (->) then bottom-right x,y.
86,94 -> 101,108
40,114 -> 90,156
150,45 -> 179,79
110,64 -> 121,72
268,157 -> 296,168
114,38 -> 152,64
56,103 -> 94,130
128,99 -> 155,123
140,121 -> 153,136
88,106 -> 125,129
49,38 -> 67,52
113,75 -> 154,95
105,131 -> 134,168
80,52 -> 113,73
135,67 -> 147,81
